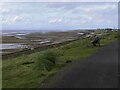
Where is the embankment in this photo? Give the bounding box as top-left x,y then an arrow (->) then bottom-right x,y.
2,38 -> 80,60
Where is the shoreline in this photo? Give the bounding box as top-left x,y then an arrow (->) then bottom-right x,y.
1,29 -> 117,55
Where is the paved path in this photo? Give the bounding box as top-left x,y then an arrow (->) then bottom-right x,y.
41,41 -> 118,88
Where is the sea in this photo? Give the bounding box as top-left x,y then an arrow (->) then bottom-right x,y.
1,29 -> 67,36
1,30 -> 45,36
0,29 -> 65,51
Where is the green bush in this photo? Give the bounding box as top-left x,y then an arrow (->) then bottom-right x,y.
42,51 -> 56,64
35,51 -> 57,71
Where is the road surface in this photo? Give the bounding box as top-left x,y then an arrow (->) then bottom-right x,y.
41,41 -> 118,88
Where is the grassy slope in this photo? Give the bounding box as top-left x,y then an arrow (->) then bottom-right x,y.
2,32 -> 118,88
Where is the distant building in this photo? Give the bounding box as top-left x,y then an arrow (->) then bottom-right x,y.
77,32 -> 87,38
105,28 -> 113,33
96,28 -> 113,34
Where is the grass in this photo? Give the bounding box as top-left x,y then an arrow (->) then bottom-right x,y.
34,51 -> 57,71
2,32 -> 118,88
0,61 -> 2,89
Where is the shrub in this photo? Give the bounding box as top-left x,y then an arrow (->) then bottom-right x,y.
35,51 -> 57,71
114,35 -> 118,38
66,60 -> 72,63
42,51 -> 56,64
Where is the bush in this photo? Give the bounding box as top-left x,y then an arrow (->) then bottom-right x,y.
35,51 -> 57,71
42,51 -> 56,64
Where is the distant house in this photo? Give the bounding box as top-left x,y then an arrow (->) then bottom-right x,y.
77,32 -> 86,38
105,28 -> 113,33
96,28 -> 113,34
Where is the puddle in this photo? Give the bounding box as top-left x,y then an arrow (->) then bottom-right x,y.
0,43 -> 29,50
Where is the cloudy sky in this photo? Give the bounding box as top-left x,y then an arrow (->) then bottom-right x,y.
0,2 -> 118,31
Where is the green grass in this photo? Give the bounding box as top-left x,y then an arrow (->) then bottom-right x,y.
34,51 -> 57,71
0,60 -> 2,89
2,32 -> 118,88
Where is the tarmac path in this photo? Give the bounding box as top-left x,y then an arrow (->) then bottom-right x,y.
41,41 -> 118,88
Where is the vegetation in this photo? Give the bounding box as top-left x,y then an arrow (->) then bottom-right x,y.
35,51 -> 57,71
2,32 -> 118,88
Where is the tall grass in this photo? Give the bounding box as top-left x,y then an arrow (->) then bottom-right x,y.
35,51 -> 57,71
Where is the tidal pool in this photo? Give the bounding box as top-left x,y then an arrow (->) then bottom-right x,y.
0,43 -> 29,50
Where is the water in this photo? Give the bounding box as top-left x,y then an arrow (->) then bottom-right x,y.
1,30 -> 31,36
0,43 -> 29,50
1,30 -> 56,50
1,29 -> 68,37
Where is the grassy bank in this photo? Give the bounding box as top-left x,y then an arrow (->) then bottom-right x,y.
2,32 -> 118,88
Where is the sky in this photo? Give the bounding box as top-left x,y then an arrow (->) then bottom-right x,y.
0,0 -> 119,2
0,2 -> 118,31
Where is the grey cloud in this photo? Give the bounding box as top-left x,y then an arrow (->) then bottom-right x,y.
47,2 -> 82,10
